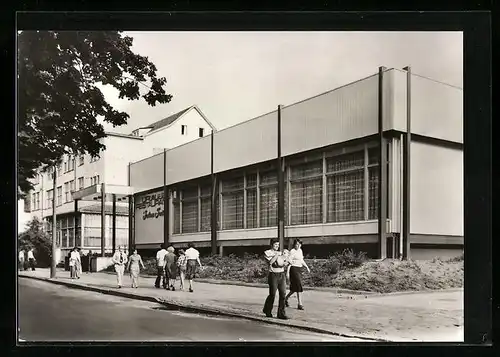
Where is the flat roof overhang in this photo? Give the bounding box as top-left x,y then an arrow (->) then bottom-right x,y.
72,184 -> 135,202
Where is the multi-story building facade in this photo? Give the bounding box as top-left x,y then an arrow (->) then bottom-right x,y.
24,105 -> 216,259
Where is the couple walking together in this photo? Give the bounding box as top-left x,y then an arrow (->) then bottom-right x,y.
155,243 -> 203,292
263,238 -> 311,320
112,246 -> 146,288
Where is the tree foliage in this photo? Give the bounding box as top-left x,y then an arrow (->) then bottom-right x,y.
18,31 -> 173,196
18,217 -> 52,268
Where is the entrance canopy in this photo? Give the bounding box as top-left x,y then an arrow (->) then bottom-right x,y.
72,184 -> 135,202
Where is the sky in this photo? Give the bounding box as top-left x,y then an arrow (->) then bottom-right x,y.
18,31 -> 463,232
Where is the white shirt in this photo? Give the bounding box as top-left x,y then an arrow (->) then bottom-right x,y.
185,247 -> 200,260
289,248 -> 304,268
27,250 -> 35,260
156,249 -> 168,266
113,251 -> 127,265
19,251 -> 25,260
70,251 -> 80,262
264,249 -> 285,273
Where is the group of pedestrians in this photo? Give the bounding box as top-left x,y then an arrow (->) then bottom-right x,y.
109,238 -> 310,321
18,248 -> 36,271
111,243 -> 203,292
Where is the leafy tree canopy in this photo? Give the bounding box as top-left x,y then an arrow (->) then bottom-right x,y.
18,31 -> 173,197
18,217 -> 52,268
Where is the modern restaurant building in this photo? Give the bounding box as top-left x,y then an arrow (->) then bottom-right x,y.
128,67 -> 463,260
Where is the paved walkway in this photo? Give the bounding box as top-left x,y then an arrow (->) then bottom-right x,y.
18,268 -> 463,342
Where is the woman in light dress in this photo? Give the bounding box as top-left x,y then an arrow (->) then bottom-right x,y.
126,248 -> 146,288
285,239 -> 311,310
176,249 -> 187,290
69,247 -> 81,279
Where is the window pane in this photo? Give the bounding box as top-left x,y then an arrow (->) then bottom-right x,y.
75,227 -> 82,247
326,151 -> 364,173
200,197 -> 211,232
327,170 -> 364,222
246,188 -> 257,228
260,185 -> 277,227
222,191 -> 244,230
182,187 -> 198,200
200,184 -> 211,197
222,177 -> 244,192
290,178 -> 322,225
246,173 -> 257,188
62,230 -> 68,247
368,147 -> 380,165
290,160 -> 322,180
260,171 -> 277,186
182,200 -> 198,233
173,202 -> 180,234
368,166 -> 379,219
68,229 -> 75,248
84,227 -> 101,247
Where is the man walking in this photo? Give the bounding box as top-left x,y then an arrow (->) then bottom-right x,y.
112,246 -> 128,288
262,238 -> 289,320
27,248 -> 36,271
155,244 -> 168,289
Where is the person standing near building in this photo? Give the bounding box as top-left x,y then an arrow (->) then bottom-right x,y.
69,247 -> 81,279
18,249 -> 25,271
126,247 -> 146,288
112,246 -> 128,288
155,244 -> 168,289
27,248 -> 36,271
285,239 -> 311,310
164,246 -> 177,291
176,249 -> 187,290
262,238 -> 289,320
185,243 -> 203,293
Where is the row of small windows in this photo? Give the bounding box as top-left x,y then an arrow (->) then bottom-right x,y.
30,175 -> 100,211
181,125 -> 205,138
168,144 -> 386,234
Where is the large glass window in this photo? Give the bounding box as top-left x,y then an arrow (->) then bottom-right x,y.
173,191 -> 181,234
326,151 -> 365,222
290,160 -> 323,225
64,182 -> 70,202
200,184 -> 212,232
181,187 -> 198,233
221,176 -> 244,230
246,173 -> 257,228
259,171 -> 277,227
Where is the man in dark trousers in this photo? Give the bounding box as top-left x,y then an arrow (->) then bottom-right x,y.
155,244 -> 168,289
262,238 -> 289,320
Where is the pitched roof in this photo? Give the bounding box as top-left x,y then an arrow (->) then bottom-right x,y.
79,204 -> 129,216
143,107 -> 192,133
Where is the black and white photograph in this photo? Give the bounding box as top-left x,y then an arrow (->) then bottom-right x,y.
17,27 -> 466,343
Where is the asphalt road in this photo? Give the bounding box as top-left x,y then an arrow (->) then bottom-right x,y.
18,278 -> 357,342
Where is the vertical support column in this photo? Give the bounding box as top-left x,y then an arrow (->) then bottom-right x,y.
74,199 -> 79,247
402,66 -> 412,260
277,105 -> 285,252
378,66 -> 388,260
128,195 -> 133,252
211,130 -> 218,255
100,183 -> 106,257
218,245 -> 223,257
50,166 -> 57,278
163,149 -> 169,247
112,194 -> 116,253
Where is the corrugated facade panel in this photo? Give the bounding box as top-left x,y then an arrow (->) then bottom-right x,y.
281,74 -> 380,157
130,153 -> 165,192
166,135 -> 211,185
392,70 -> 463,143
411,142 -> 463,236
214,111 -> 278,173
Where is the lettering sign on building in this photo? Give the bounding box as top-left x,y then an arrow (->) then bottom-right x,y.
134,190 -> 165,245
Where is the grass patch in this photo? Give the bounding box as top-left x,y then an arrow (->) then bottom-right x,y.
112,250 -> 463,293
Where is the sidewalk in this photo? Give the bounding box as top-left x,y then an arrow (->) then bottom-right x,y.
18,268 -> 463,342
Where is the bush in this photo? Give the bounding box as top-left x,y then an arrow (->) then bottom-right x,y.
18,217 -> 52,268
446,253 -> 464,263
333,248 -> 368,269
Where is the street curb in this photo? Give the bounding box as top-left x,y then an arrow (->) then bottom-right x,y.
19,274 -> 388,342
